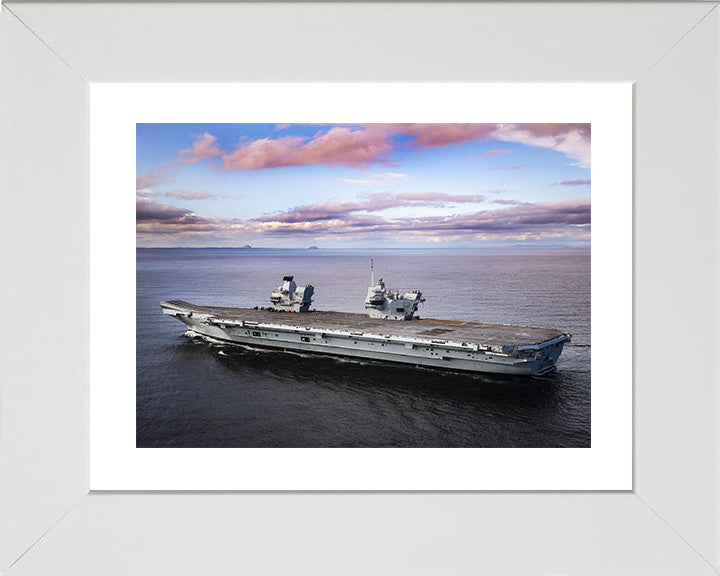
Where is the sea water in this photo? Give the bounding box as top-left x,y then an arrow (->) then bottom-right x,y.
136,248 -> 590,448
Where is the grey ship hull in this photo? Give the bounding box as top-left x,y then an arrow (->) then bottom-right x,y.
160,300 -> 571,376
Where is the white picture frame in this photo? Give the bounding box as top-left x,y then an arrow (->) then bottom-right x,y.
1,2 -> 718,574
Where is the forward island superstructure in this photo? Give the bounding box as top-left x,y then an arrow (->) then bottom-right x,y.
270,276 -> 314,312
160,265 -> 571,376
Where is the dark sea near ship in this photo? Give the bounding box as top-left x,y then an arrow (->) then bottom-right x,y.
137,248 -> 590,448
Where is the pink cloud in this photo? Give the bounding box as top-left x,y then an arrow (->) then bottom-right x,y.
395,123 -> 497,148
491,198 -> 530,206
161,123 -> 591,175
492,124 -> 591,168
136,196 -> 191,221
257,194 -> 404,223
257,192 -> 490,223
136,196 -> 225,236
554,179 -> 591,186
136,165 -> 175,192
255,199 -> 591,237
165,189 -> 217,200
222,126 -> 392,170
491,164 -> 531,171
137,194 -> 590,245
141,123 -> 592,188
512,123 -> 591,139
177,133 -> 222,163
395,123 -> 590,167
137,133 -> 223,193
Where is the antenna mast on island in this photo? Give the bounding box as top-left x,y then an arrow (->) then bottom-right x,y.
370,258 -> 374,285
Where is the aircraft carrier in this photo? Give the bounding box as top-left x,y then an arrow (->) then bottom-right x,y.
160,266 -> 571,376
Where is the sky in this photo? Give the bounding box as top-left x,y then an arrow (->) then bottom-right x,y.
136,123 -> 591,249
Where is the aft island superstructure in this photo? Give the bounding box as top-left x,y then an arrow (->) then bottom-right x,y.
160,266 -> 571,376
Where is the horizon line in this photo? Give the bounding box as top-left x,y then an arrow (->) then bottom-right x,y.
136,245 -> 591,251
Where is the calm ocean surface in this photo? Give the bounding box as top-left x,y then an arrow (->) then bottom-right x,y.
137,248 -> 590,448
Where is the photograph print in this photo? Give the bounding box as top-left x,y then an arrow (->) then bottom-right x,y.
136,123 -> 590,448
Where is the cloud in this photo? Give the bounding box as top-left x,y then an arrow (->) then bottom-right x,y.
394,192 -> 486,203
136,196 -> 223,234
177,133 -> 222,163
484,149 -> 512,157
256,192 -> 489,223
136,165 -> 176,193
491,198 -> 531,206
217,123 -> 590,171
553,179 -> 591,186
136,197 -> 192,221
254,199 -> 591,239
165,189 -> 217,200
221,126 -> 393,170
141,123 -> 592,186
396,200 -> 590,234
490,164 -> 531,171
137,133 -> 224,194
137,193 -> 590,246
343,171 -> 411,185
392,123 -> 590,167
395,123 -> 497,148
492,123 -> 591,168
